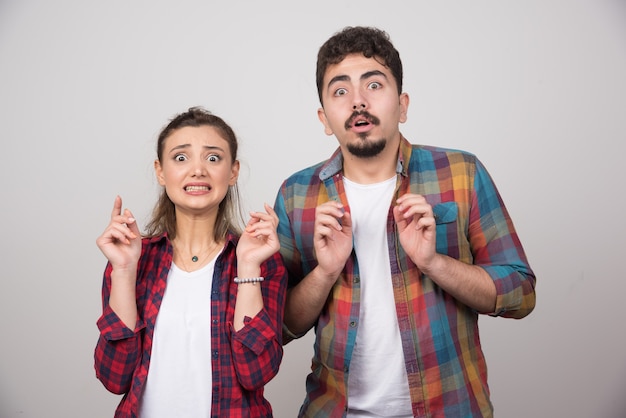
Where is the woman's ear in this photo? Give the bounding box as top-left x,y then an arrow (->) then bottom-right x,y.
229,160 -> 240,186
154,159 -> 165,186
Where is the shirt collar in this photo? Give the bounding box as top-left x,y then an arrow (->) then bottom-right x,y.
318,135 -> 412,181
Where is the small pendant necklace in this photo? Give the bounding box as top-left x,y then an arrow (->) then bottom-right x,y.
173,240 -> 219,272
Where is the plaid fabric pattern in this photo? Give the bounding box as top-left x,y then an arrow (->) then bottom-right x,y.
274,137 -> 536,418
94,232 -> 287,418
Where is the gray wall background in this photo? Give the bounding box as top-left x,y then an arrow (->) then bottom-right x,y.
1,1 -> 625,417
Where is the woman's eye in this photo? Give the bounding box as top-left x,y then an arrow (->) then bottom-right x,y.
208,154 -> 221,162
174,154 -> 187,162
334,87 -> 348,96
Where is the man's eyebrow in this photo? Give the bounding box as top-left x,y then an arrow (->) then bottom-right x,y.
328,74 -> 350,88
327,70 -> 388,89
362,70 -> 388,81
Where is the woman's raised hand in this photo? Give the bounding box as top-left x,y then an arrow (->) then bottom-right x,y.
96,195 -> 142,271
236,203 -> 280,267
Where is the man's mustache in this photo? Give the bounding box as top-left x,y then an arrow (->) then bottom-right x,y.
344,111 -> 380,131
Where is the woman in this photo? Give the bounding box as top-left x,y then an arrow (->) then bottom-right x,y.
94,107 -> 286,417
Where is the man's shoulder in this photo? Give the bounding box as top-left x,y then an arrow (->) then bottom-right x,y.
412,143 -> 477,158
408,143 -> 480,167
281,159 -> 327,185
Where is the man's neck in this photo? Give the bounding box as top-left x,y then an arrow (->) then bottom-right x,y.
341,139 -> 400,184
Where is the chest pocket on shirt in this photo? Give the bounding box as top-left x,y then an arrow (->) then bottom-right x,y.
433,202 -> 458,224
432,201 -> 465,258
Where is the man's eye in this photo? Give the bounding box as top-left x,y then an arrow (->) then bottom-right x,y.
368,81 -> 382,90
174,154 -> 187,162
334,88 -> 348,96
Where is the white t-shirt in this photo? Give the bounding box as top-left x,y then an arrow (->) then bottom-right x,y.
138,258 -> 216,418
344,176 -> 413,418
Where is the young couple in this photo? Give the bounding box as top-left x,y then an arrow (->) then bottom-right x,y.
95,26 -> 536,418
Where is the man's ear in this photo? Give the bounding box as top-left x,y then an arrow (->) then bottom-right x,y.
399,92 -> 410,124
317,107 -> 334,136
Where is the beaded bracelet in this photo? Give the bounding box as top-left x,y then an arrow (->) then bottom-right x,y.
234,276 -> 265,284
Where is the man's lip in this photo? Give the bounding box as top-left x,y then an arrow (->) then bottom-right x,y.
351,123 -> 372,134
348,117 -> 372,133
345,111 -> 376,131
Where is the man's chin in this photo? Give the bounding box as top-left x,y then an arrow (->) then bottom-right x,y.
346,138 -> 386,158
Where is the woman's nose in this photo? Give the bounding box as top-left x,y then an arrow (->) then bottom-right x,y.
192,162 -> 206,177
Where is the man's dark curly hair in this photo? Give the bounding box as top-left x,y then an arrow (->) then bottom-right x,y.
316,26 -> 403,104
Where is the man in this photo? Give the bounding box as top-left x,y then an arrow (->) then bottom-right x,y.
273,26 -> 536,417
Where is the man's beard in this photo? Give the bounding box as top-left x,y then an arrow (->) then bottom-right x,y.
346,135 -> 387,158
344,110 -> 385,158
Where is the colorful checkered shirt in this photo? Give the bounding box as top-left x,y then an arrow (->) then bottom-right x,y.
274,137 -> 536,418
94,232 -> 287,418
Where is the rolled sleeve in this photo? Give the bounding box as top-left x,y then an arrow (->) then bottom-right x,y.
471,160 -> 537,318
94,305 -> 144,394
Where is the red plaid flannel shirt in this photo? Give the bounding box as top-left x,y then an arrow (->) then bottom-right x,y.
94,232 -> 287,417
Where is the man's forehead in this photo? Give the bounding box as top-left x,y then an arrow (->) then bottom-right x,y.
324,55 -> 389,82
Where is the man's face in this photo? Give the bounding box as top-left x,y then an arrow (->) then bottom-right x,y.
317,53 -> 408,159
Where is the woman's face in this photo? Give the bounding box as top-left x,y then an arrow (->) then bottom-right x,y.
155,125 -> 239,216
